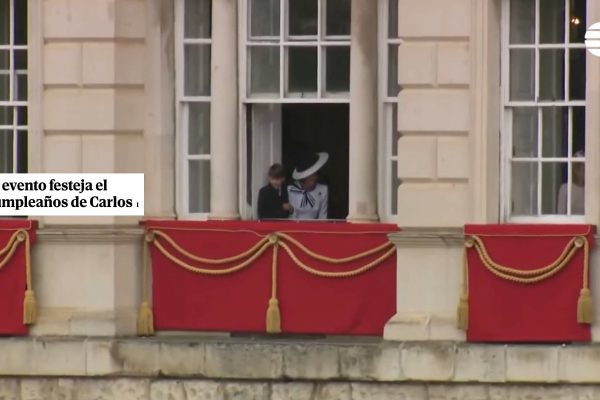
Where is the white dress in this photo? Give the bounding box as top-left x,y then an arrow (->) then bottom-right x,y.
287,183 -> 328,220
557,183 -> 584,215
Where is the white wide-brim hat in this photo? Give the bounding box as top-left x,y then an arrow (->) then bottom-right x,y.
292,152 -> 329,180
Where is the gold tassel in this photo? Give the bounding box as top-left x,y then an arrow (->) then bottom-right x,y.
457,241 -> 471,331
577,288 -> 593,324
266,298 -> 281,333
23,289 -> 37,324
456,294 -> 468,330
137,301 -> 154,336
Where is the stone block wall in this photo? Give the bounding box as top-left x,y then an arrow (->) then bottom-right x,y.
396,0 -> 472,228
1,338 -> 600,399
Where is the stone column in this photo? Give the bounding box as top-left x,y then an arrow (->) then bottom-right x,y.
209,0 -> 240,220
347,0 -> 379,223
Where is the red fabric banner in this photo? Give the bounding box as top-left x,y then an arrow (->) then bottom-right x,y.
0,220 -> 36,336
144,220 -> 398,336
464,224 -> 594,343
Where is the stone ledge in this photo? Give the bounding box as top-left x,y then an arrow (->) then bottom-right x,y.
5,379 -> 600,400
0,337 -> 599,383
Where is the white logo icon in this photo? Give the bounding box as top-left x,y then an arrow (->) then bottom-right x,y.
585,22 -> 600,57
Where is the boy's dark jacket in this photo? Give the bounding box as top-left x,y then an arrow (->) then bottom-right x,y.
257,184 -> 289,219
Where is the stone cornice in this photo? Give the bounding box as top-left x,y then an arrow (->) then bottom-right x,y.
0,337 -> 598,384
36,226 -> 144,242
0,336 -> 600,384
388,228 -> 464,248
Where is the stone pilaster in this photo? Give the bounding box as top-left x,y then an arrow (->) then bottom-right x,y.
209,0 -> 239,220
347,0 -> 379,223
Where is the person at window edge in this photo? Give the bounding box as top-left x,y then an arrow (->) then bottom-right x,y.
557,150 -> 585,215
257,163 -> 292,220
288,152 -> 329,220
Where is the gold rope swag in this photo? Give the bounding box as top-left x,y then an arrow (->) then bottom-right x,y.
137,229 -> 396,336
0,229 -> 36,325
457,234 -> 592,331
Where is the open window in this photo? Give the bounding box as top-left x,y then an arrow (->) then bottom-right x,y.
176,0 -> 398,220
502,0 -> 586,220
242,0 -> 351,220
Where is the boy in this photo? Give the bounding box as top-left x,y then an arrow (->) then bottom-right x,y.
257,163 -> 292,219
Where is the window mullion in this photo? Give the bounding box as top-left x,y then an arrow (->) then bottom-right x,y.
567,106 -> 573,215
536,107 -> 542,216
280,0 -> 286,99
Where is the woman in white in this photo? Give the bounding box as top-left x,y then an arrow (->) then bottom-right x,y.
557,151 -> 585,215
287,152 -> 329,220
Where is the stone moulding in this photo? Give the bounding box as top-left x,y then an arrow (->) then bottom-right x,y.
0,337 -> 600,384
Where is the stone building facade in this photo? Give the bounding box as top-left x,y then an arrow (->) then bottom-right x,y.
1,0 -> 600,398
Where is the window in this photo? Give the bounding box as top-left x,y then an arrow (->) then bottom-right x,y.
0,0 -> 27,173
502,0 -> 586,219
380,0 -> 400,220
245,0 -> 351,100
242,0 -> 352,219
176,0 -> 212,215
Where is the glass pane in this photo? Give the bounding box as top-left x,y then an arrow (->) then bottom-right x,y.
539,49 -> 565,101
14,49 -> 26,70
16,106 -> 25,127
0,106 -> 12,125
0,0 -> 8,45
184,0 -> 211,38
0,130 -> 13,173
184,44 -> 211,96
15,73 -> 26,101
542,107 -> 567,157
388,44 -> 399,97
388,0 -> 398,38
542,162 -> 566,214
540,0 -> 565,43
391,160 -> 398,215
13,0 -> 26,45
289,0 -> 318,36
188,102 -> 210,155
326,0 -> 350,36
510,0 -> 535,44
16,130 -> 26,173
510,49 -> 534,101
568,161 -> 585,214
325,46 -> 349,93
250,0 -> 280,37
0,74 -> 8,101
0,50 -> 8,70
288,46 -> 317,94
511,162 -> 538,216
249,46 -> 280,95
189,160 -> 210,213
569,49 -> 585,100
570,0 -> 586,43
573,106 -> 585,154
512,107 -> 538,157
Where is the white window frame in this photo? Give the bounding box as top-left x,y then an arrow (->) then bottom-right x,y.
175,0 -> 212,219
500,0 -> 587,223
0,0 -> 28,173
241,0 -> 351,103
378,0 -> 399,223
238,0 -> 352,219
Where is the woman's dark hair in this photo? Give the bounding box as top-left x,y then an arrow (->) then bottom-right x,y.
268,163 -> 285,179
